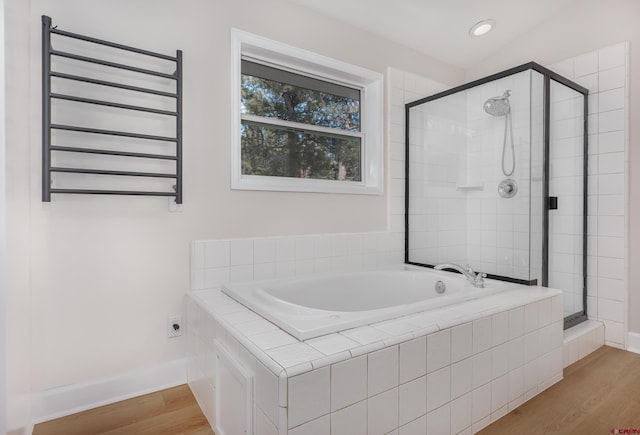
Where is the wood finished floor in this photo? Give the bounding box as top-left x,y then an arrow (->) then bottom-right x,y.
33,346 -> 640,434
480,345 -> 640,435
32,384 -> 214,435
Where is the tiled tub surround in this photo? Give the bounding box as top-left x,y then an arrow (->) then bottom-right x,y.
187,284 -> 563,434
190,232 -> 405,291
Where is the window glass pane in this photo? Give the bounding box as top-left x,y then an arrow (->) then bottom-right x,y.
241,74 -> 361,132
241,121 -> 362,181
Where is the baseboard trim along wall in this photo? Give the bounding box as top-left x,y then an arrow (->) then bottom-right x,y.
30,358 -> 187,426
628,332 -> 640,354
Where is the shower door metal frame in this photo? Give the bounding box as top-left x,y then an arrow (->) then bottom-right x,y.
404,62 -> 589,329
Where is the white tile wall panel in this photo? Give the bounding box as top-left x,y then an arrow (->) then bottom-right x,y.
330,356 -> 367,412
287,367 -> 330,429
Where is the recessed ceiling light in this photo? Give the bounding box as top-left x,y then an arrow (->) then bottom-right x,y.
469,19 -> 495,37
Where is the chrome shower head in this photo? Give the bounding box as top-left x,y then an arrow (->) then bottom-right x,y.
483,89 -> 512,116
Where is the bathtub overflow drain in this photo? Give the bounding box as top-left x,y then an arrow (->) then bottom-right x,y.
435,280 -> 446,294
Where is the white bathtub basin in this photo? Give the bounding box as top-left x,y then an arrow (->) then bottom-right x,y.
222,265 -> 520,340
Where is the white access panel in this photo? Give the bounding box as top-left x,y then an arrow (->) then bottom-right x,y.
214,339 -> 254,435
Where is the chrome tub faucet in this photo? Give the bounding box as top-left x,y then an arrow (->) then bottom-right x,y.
434,263 -> 487,288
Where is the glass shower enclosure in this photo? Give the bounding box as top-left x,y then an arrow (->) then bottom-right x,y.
405,63 -> 588,329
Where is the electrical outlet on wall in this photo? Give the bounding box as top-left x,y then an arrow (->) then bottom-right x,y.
168,316 -> 182,338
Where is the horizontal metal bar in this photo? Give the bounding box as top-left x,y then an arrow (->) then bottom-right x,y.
50,27 -> 177,62
51,49 -> 176,80
51,124 -> 177,142
50,188 -> 176,197
241,114 -> 363,139
51,72 -> 177,98
51,93 -> 177,116
50,145 -> 177,160
50,167 -> 176,178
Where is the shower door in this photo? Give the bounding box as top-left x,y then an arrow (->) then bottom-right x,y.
547,79 -> 587,327
405,62 -> 588,329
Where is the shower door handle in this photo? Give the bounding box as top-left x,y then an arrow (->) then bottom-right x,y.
548,196 -> 558,210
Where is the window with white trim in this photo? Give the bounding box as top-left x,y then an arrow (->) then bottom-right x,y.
231,29 -> 383,194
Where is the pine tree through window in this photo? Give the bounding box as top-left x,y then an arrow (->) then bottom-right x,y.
240,60 -> 363,182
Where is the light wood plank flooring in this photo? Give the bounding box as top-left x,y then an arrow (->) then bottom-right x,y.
480,345 -> 640,434
33,346 -> 640,434
32,384 -> 214,435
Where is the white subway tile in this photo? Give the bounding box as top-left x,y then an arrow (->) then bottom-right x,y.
450,392 -> 472,434
254,238 -> 275,264
491,374 -> 509,413
256,361 -> 279,426
598,130 -> 625,153
250,330 -> 298,351
491,343 -> 509,379
598,195 -> 625,216
254,262 -> 275,280
472,383 -> 491,423
205,240 -> 230,268
603,319 -> 625,345
399,337 -> 427,384
598,88 -> 625,112
524,302 -> 540,333
294,260 -> 314,276
313,236 -> 332,258
331,236 -> 348,257
256,409 -> 278,435
599,43 -> 626,70
427,403 -> 451,434
330,401 -> 367,435
598,109 -> 625,133
473,317 -> 492,354
204,267 -> 229,288
367,388 -> 399,435
574,52 -> 598,77
508,336 -> 524,371
306,333 -> 358,356
598,298 -> 625,323
451,357 -> 473,399
427,329 -> 451,373
288,415 -> 330,435
287,367 -> 330,429
508,307 -> 525,339
331,355 -> 367,411
276,238 -> 295,262
598,173 -> 624,196
599,66 -> 625,91
340,326 -> 391,346
451,322 -> 473,363
399,415 -> 426,435
230,239 -> 253,266
266,343 -> 323,368
229,265 -> 253,283
427,366 -> 451,412
399,376 -> 427,426
295,237 -> 314,260
597,277 -> 625,301
275,261 -> 295,278
598,236 -> 624,258
597,215 -> 624,238
368,345 -> 399,396
491,312 -> 509,346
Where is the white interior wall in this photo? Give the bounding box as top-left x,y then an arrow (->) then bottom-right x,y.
0,0 -> 7,432
465,0 -> 640,338
4,0 -> 464,430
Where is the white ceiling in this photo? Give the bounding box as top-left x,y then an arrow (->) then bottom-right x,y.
286,0 -> 573,69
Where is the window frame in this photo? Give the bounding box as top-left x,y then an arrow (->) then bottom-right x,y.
230,29 -> 383,195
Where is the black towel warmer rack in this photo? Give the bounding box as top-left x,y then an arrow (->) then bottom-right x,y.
42,15 -> 183,203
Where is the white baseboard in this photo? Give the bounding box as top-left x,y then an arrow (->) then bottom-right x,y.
628,332 -> 640,354
31,358 -> 187,426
